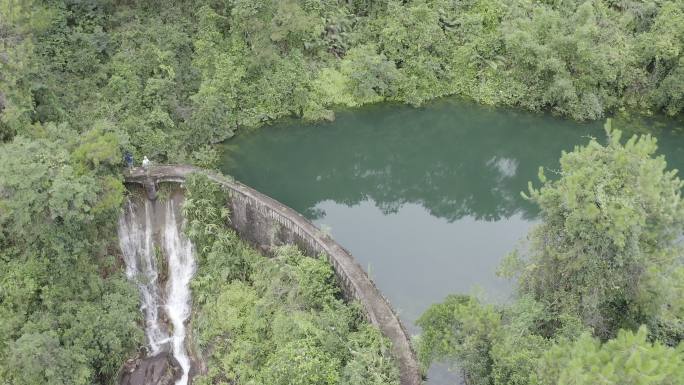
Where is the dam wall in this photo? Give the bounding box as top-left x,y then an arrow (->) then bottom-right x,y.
124,165 -> 422,385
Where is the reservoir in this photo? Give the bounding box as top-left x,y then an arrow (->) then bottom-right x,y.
219,98 -> 683,383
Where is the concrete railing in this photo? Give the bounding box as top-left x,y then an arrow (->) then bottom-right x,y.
123,165 -> 422,385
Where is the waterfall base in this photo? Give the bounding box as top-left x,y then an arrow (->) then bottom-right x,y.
119,352 -> 181,385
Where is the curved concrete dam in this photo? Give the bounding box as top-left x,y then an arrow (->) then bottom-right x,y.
123,165 -> 422,385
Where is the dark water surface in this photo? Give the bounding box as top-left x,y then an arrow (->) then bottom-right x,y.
219,98 -> 683,384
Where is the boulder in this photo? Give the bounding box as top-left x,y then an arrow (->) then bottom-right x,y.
119,352 -> 181,385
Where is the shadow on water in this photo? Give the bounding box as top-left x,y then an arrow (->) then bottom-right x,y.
219,97 -> 683,384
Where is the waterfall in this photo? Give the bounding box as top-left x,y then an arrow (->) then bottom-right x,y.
118,195 -> 195,385
118,199 -> 169,354
162,199 -> 195,385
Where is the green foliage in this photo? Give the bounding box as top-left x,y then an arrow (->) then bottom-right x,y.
637,2 -> 684,116
0,122 -> 142,384
537,327 -> 684,385
340,44 -> 400,105
260,339 -> 341,385
4,0 -> 681,169
375,1 -> 455,106
8,332 -> 91,385
0,123 -> 125,247
0,10 -> 144,375
518,121 -> 684,338
503,2 -> 625,119
1,0 -> 682,383
71,121 -> 124,174
184,176 -> 400,385
416,295 -> 501,383
182,174 -> 231,253
417,124 -> 684,384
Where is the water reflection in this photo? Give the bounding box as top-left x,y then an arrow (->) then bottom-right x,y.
222,99 -> 602,223
220,98 -> 683,385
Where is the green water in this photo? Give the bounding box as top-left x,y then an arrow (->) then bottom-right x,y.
220,98 -> 683,384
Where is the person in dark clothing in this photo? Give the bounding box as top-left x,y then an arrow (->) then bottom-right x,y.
124,152 -> 134,168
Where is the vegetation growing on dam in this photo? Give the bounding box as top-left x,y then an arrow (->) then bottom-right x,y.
416,124 -> 684,384
183,175 -> 400,385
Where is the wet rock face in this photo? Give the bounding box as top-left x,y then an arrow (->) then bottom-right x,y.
119,353 -> 181,385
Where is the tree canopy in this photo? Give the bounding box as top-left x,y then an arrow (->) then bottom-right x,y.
0,122 -> 142,384
1,0 -> 682,383
2,0 -> 683,162
417,122 -> 684,384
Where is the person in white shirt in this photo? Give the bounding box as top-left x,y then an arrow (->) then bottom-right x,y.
142,156 -> 151,169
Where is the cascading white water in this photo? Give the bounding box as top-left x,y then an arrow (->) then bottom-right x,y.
118,195 -> 195,385
118,199 -> 170,354
161,199 -> 195,385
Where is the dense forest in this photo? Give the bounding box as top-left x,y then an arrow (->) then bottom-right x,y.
1,0 -> 683,384
2,0 -> 682,159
